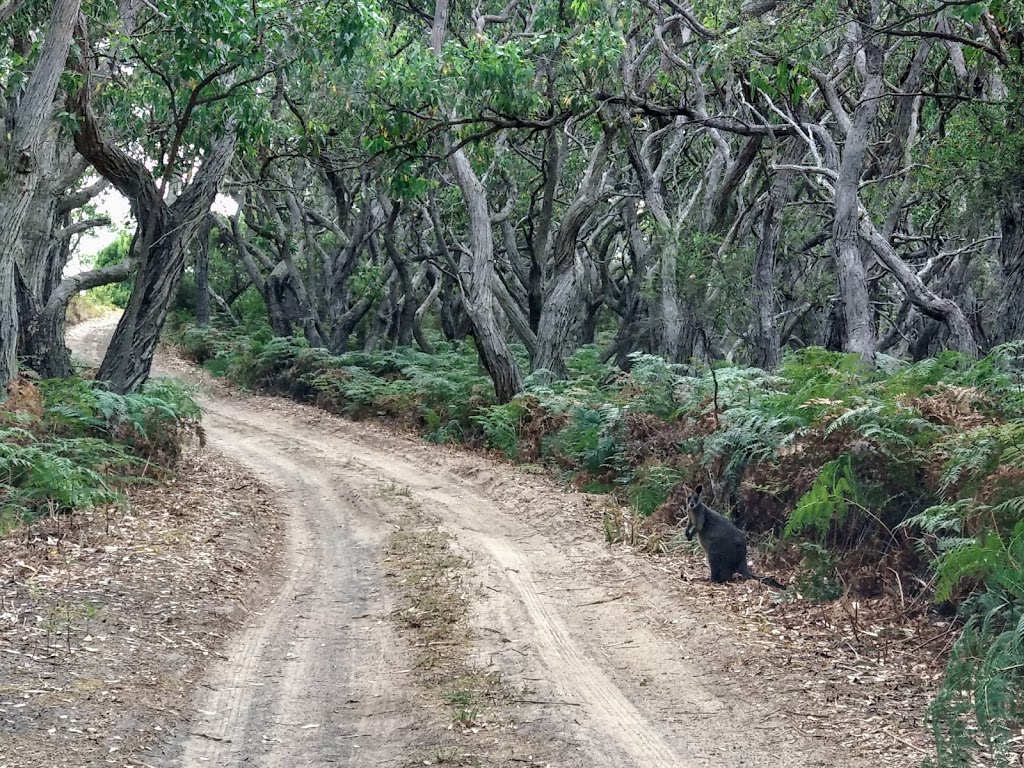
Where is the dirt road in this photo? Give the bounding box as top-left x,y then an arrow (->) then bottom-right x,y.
173,397 -> 838,768
65,317 -> 890,767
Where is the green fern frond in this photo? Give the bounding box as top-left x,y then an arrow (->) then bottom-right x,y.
784,455 -> 859,539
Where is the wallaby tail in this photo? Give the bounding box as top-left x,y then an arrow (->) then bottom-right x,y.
740,564 -> 785,590
756,575 -> 786,590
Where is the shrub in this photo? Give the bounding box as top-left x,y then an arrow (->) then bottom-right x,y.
1,377 -> 202,532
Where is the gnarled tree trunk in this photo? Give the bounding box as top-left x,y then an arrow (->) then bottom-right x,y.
998,196 -> 1024,344
70,90 -> 237,391
447,148 -> 524,402
533,125 -> 613,377
0,0 -> 82,386
750,142 -> 801,370
432,0 -> 522,402
194,214 -> 214,327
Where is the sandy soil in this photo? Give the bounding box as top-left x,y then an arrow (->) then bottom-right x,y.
52,315 -> 931,767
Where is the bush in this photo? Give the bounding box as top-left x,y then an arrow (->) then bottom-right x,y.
84,232 -> 133,308
1,377 -> 202,532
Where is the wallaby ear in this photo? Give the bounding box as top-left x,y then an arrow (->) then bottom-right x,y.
694,484 -> 703,497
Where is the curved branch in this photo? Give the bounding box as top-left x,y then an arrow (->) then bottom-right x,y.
57,216 -> 112,241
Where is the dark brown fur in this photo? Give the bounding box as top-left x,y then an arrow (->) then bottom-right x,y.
684,485 -> 784,589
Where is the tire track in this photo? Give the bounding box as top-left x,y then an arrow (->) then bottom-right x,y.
167,424 -> 426,768
195,398 -> 698,768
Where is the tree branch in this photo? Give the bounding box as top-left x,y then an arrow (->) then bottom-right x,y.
57,216 -> 112,241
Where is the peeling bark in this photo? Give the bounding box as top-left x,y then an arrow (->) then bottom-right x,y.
0,0 -> 82,386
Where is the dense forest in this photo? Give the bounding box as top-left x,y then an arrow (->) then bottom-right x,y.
4,0 -> 1024,764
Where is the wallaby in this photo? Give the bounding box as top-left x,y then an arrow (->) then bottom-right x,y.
685,485 -> 785,589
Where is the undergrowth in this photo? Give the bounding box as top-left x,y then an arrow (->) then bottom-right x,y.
174,324 -> 1024,765
0,376 -> 202,533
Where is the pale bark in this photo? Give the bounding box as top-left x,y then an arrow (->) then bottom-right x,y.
750,144 -> 801,370
859,217 -> 978,357
997,196 -> 1024,344
533,125 -> 613,376
432,0 -> 523,402
831,23 -> 882,364
447,148 -> 524,401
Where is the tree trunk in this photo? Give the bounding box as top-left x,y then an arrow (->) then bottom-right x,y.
859,217 -> 978,357
328,203 -> 372,351
432,0 -> 522,402
85,131 -> 237,392
379,198 -> 417,347
26,258 -> 135,378
194,214 -> 214,327
412,265 -> 441,354
68,19 -> 237,392
333,262 -> 395,353
750,144 -> 801,370
750,192 -> 783,370
438,272 -> 470,344
533,126 -> 613,376
998,196 -> 1024,344
832,24 -> 882,365
621,114 -> 692,362
0,0 -> 82,386
448,148 -> 524,402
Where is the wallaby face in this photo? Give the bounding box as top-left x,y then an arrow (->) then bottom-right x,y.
683,485 -> 784,589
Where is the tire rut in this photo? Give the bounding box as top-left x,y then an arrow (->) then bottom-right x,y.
165,422 -> 427,767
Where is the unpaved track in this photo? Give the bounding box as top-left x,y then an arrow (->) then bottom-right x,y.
169,421 -> 438,767
68,318 -> 861,767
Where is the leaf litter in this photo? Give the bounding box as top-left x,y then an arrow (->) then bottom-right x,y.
0,449 -> 282,767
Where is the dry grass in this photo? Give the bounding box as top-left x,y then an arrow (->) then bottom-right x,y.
383,508 -> 547,768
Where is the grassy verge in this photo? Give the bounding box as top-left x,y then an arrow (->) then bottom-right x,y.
381,489 -> 526,767
65,293 -> 118,326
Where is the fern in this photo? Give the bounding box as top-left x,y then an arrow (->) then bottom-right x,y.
928,523 -> 1024,767
700,404 -> 798,491
473,400 -> 528,458
555,403 -> 626,476
0,430 -> 133,532
626,353 -> 689,419
785,455 -> 859,539
899,500 -> 970,538
629,465 -> 684,517
0,376 -> 204,533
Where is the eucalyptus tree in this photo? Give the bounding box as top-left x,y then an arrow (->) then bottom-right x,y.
172,0 -> 1024,394
0,0 -> 82,386
609,0 -> 1018,367
63,0 -> 372,393
17,161 -> 111,378
356,0 -> 638,394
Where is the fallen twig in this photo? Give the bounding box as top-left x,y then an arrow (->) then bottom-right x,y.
511,698 -> 581,707
577,594 -> 625,607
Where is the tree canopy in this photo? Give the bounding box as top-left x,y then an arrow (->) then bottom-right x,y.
5,1 -> 1024,763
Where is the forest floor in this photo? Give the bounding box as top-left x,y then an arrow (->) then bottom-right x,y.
0,314 -> 941,767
